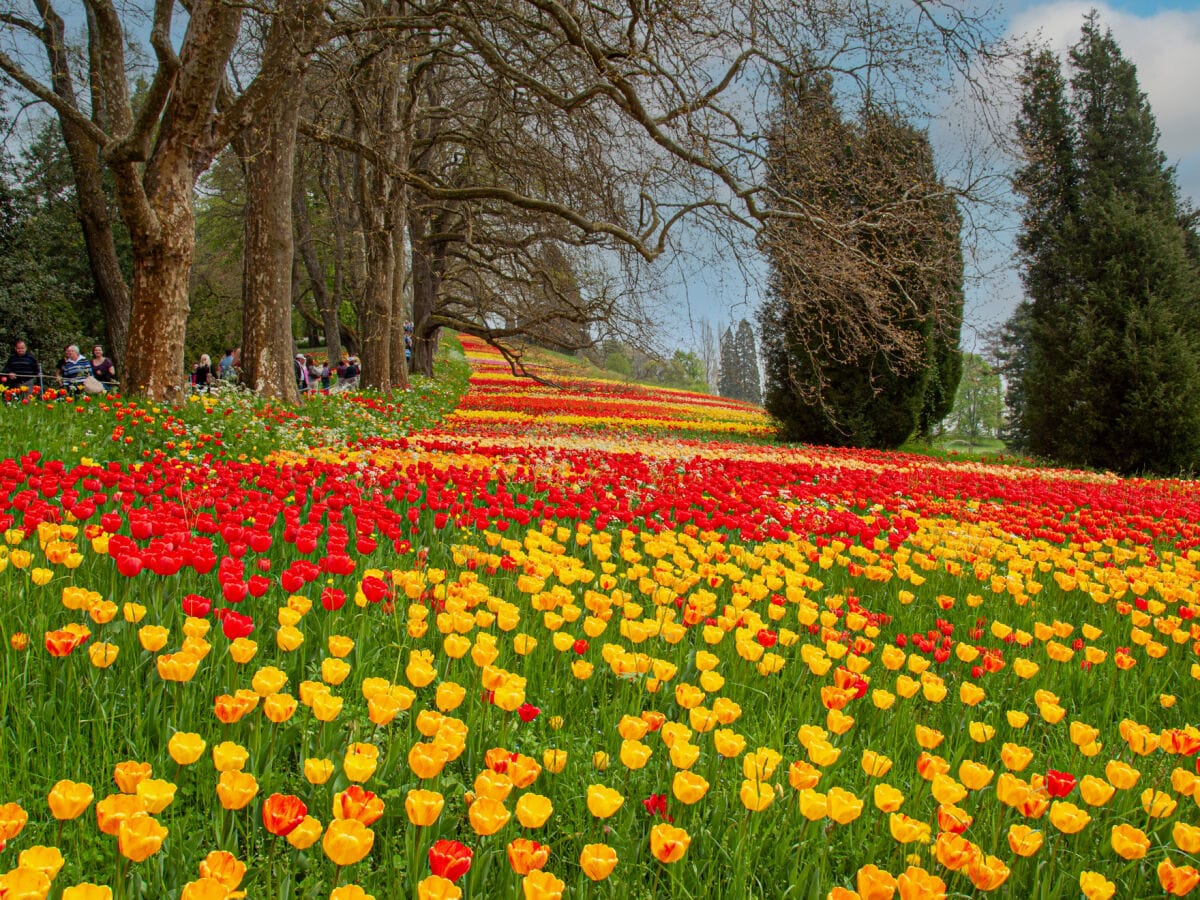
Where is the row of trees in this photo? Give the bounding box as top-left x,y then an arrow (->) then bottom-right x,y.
999,14 -> 1200,475
758,74 -> 965,449
0,0 -> 1001,400
718,320 -> 762,405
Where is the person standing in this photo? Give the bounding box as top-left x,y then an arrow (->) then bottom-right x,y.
1,339 -> 42,390
90,345 -> 117,389
218,348 -> 235,381
295,353 -> 309,393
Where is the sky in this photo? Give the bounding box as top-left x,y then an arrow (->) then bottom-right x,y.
667,0 -> 1200,357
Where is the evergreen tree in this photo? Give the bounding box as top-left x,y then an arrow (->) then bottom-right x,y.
718,325 -> 739,399
734,319 -> 762,404
989,301 -> 1034,451
758,76 -> 963,448
1011,15 -> 1200,473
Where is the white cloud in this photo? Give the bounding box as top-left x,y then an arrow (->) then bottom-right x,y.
1008,2 -> 1200,202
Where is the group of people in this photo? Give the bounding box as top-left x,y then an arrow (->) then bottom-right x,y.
2,336 -> 378,398
186,346 -> 361,394
1,339 -> 117,394
295,352 -> 361,393
189,348 -> 241,392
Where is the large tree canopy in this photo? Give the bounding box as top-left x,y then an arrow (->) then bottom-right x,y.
758,75 -> 965,449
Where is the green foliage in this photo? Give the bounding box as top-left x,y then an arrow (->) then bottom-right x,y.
0,113 -> 130,358
1010,15 -> 1200,474
598,340 -> 710,393
603,348 -> 632,377
188,151 -> 246,363
945,353 -> 1003,446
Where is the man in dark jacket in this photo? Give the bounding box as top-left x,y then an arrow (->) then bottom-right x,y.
1,340 -> 43,389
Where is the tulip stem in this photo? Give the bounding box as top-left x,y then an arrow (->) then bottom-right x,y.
267,835 -> 279,898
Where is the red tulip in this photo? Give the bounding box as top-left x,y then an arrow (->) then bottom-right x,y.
1046,770 -> 1077,799
262,793 -> 308,836
428,839 -> 473,881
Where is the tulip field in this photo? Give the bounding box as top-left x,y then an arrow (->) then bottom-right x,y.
3,335 -> 1200,900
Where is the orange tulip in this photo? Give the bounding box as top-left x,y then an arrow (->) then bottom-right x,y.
507,838 -> 550,874
95,793 -> 146,836
1007,824 -> 1043,857
405,789 -> 443,826
888,813 -> 929,845
934,832 -> 979,872
198,850 -> 246,889
323,818 -> 375,866
1048,801 -> 1090,835
521,870 -> 565,900
262,793 -> 307,836
409,742 -> 450,779
1175,822 -> 1200,855
335,786 -> 385,826
16,846 -> 63,881
579,844 -> 618,881
135,779 -> 176,815
216,771 -> 258,811
1158,859 -> 1200,897
1079,871 -> 1116,900
649,823 -> 690,863
286,816 -> 323,850
515,793 -> 553,828
168,733 -> 206,766
0,868 -> 52,898
856,863 -> 898,900
966,854 -> 1010,892
895,866 -> 946,900
827,787 -> 863,825
62,886 -> 114,900
586,785 -> 624,819
48,780 -> 94,820
117,815 -> 168,862
468,797 -> 510,836
1078,775 -> 1115,807
113,761 -> 152,794
416,876 -> 462,900
672,771 -> 710,805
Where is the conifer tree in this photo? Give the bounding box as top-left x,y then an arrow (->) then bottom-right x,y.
718,325 -> 739,399
734,319 -> 763,404
1011,15 -> 1200,473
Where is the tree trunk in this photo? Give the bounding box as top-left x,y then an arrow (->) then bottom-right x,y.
123,170 -> 195,400
238,94 -> 302,402
358,227 -> 394,389
409,209 -> 443,377
388,190 -> 410,389
294,177 -> 342,365
68,131 -> 132,378
35,0 -> 132,374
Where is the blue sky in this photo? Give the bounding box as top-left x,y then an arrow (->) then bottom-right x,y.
667,0 -> 1200,357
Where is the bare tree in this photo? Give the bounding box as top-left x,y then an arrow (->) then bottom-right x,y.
696,317 -> 719,393
1,0 -> 327,397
